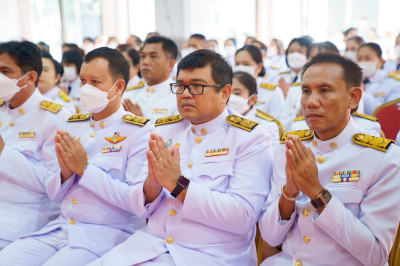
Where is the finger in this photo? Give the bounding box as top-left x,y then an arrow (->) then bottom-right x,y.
149,139 -> 161,161
59,131 -> 74,149
57,133 -> 72,156
56,142 -> 69,162
307,147 -> 316,161
292,135 -> 309,160
153,134 -> 168,159
172,145 -> 180,161
287,136 -> 304,164
147,149 -> 159,169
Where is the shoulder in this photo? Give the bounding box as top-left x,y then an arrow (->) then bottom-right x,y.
226,114 -> 259,132
259,82 -> 276,91
58,91 -> 72,102
39,100 -> 64,114
67,113 -> 91,122
125,81 -> 146,92
352,112 -> 378,122
352,133 -> 394,152
122,114 -> 151,126
280,129 -> 313,143
256,109 -> 284,133
388,72 -> 400,82
155,114 -> 184,127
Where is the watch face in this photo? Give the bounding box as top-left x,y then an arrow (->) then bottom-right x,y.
178,176 -> 190,187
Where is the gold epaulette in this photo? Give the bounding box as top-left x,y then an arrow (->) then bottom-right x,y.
67,113 -> 91,122
279,70 -> 290,75
226,115 -> 258,132
294,116 -> 305,122
388,72 -> 400,82
280,129 -> 313,144
39,100 -> 63,113
291,82 -> 302,87
352,133 -> 393,152
155,114 -> 183,127
256,109 -> 285,137
122,114 -> 150,126
259,83 -> 276,91
352,112 -> 378,122
125,81 -> 146,92
270,65 -> 280,70
0,100 -> 4,106
58,91 -> 71,102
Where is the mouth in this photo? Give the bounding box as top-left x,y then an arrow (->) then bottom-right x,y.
305,113 -> 323,119
180,102 -> 195,109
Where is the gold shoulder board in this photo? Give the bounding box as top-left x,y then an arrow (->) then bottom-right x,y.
122,114 -> 150,126
259,83 -> 276,91
226,114 -> 258,132
155,114 -> 183,127
388,73 -> 400,82
352,133 -> 393,152
279,70 -> 290,75
58,91 -> 71,102
0,100 -> 4,106
294,116 -> 305,122
256,109 -> 274,122
125,81 -> 146,92
281,129 -> 313,143
67,113 -> 91,122
39,100 -> 63,113
353,112 -> 378,122
270,65 -> 280,70
291,82 -> 302,87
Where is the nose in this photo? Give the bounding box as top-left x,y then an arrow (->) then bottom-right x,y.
140,56 -> 149,66
181,86 -> 193,98
304,91 -> 320,109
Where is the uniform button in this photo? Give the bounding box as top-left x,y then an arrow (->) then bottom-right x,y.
100,121 -> 106,128
302,208 -> 310,217
294,259 -> 302,266
191,127 -> 195,133
317,155 -> 325,164
10,121 -> 15,127
0,122 -> 2,128
19,108 -> 25,114
312,139 -> 317,146
69,218 -> 76,225
146,88 -> 150,92
195,136 -> 202,143
90,121 -> 94,128
146,94 -> 151,98
201,128 -> 207,135
90,132 -> 95,137
188,162 -> 193,168
151,88 -> 156,93
166,236 -> 173,244
169,209 -> 177,216
71,199 -> 78,205
174,143 -> 180,147
330,142 -> 338,149
303,235 -> 310,244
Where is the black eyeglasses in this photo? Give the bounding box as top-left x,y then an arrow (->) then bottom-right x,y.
170,83 -> 225,95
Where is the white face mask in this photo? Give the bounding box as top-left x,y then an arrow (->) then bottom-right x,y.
181,47 -> 196,58
287,52 -> 307,70
358,61 -> 378,79
232,65 -> 257,78
224,45 -> 236,57
0,72 -> 29,101
227,94 -> 252,115
344,51 -> 357,61
395,45 -> 400,59
63,66 -> 78,82
80,80 -> 118,113
268,46 -> 278,57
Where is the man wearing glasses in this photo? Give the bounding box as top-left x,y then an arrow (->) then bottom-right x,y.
89,49 -> 274,265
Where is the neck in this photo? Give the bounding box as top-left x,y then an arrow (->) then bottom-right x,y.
92,99 -> 121,121
314,115 -> 350,141
38,86 -> 52,95
8,86 -> 35,109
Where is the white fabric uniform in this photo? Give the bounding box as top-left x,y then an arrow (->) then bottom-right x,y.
0,90 -> 69,248
89,108 -> 274,266
382,59 -> 400,74
0,106 -> 152,265
363,70 -> 400,115
126,75 -> 142,88
289,113 -> 382,137
259,118 -> 400,266
279,84 -> 302,130
256,78 -> 285,119
42,86 -> 76,114
60,78 -> 81,108
121,77 -> 178,123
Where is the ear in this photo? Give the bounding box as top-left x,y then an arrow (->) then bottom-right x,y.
249,94 -> 258,106
377,58 -> 384,69
26,71 -> 38,87
348,86 -> 362,110
167,58 -> 176,72
115,79 -> 126,96
220,84 -> 232,104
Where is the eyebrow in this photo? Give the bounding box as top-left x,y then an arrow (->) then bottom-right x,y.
176,78 -> 208,83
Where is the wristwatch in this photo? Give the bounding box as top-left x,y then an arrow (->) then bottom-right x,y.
171,175 -> 190,198
310,188 -> 332,208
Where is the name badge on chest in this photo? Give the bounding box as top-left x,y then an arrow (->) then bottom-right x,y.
102,145 -> 122,153
19,131 -> 35,138
205,148 -> 229,157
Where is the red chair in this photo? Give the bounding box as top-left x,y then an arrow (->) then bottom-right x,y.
373,98 -> 400,141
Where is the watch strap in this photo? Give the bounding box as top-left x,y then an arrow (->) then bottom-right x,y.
171,175 -> 190,198
310,189 -> 332,208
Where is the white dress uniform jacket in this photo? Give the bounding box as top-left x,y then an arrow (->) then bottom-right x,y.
0,90 -> 69,247
259,118 -> 400,266
90,108 -> 274,266
256,78 -> 285,119
22,106 -> 152,256
42,86 -> 76,114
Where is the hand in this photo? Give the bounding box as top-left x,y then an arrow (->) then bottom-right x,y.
123,99 -> 143,117
0,134 -> 4,155
55,130 -> 88,176
285,135 -> 323,199
147,133 -> 181,192
284,144 -> 299,197
278,77 -> 290,98
59,85 -> 69,94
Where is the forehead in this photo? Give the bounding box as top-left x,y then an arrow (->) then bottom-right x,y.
177,65 -> 213,82
142,42 -> 164,54
80,57 -> 111,77
357,46 -> 376,55
0,52 -> 20,71
42,58 -> 54,68
303,63 -> 345,85
236,50 -> 253,61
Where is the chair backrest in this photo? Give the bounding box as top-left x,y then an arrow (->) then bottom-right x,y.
373,98 -> 400,140
255,224 -> 264,265
389,221 -> 400,266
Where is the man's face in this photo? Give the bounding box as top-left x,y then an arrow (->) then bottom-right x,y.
188,38 -> 206,50
176,65 -> 230,125
301,63 -> 359,140
140,43 -> 173,85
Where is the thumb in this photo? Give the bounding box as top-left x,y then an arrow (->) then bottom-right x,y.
173,145 -> 180,161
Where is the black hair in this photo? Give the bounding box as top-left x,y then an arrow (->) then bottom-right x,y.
190,34 -> 206,41
347,36 -> 364,46
129,35 -> 142,46
343,27 -> 357,37
310,41 -> 339,56
285,37 -> 313,67
84,47 -> 130,89
233,71 -> 257,96
41,51 -> 63,82
358,42 -> 382,59
235,45 -> 266,77
251,40 -> 267,52
127,48 -> 140,66
83,37 -> 94,43
0,41 -> 42,86
177,49 -> 232,90
142,36 -> 178,60
37,41 -> 50,52
302,53 -> 362,90
62,50 -> 83,74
